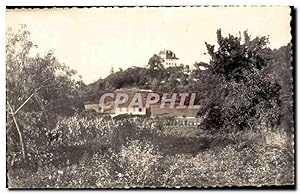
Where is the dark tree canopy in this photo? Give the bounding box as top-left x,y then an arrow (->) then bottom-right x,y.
197,29 -> 283,132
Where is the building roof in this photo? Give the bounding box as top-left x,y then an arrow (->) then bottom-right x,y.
101,88 -> 152,111
158,49 -> 179,60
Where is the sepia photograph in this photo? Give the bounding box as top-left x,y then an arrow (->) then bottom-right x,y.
5,6 -> 294,188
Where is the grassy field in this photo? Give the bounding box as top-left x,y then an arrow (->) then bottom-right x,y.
7,116 -> 294,188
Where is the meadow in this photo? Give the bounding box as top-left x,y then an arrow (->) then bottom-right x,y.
7,114 -> 294,188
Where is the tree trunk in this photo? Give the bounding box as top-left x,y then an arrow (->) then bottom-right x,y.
7,102 -> 26,160
11,114 -> 26,160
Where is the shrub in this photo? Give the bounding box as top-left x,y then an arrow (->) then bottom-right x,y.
162,130 -> 294,187
104,140 -> 163,188
8,116 -> 294,188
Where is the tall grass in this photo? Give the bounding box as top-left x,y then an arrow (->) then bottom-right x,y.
8,115 -> 294,188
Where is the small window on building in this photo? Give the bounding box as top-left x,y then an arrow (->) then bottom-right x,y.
138,108 -> 142,112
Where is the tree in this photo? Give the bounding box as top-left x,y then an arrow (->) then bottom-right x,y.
6,28 -> 87,162
197,29 -> 281,132
267,44 -> 293,134
103,66 -> 150,89
110,66 -> 115,74
147,54 -> 166,80
151,78 -> 160,91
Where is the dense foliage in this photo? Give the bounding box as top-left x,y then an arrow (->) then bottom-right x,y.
191,30 -> 290,133
6,29 -> 90,161
6,28 -> 294,188
8,115 -> 294,188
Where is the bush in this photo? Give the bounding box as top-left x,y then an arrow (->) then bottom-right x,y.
104,140 -> 163,188
8,116 -> 294,188
162,130 -> 294,187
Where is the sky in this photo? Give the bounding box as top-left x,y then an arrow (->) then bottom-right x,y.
6,6 -> 291,84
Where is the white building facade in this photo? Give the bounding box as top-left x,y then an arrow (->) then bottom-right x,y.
158,49 -> 179,66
